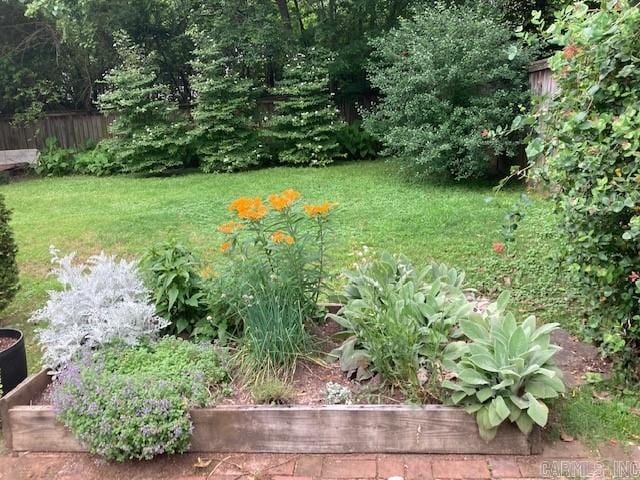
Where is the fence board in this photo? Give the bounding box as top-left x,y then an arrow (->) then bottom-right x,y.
0,112 -> 115,151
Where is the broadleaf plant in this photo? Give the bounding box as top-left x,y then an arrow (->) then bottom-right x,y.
443,292 -> 565,441
329,251 -> 471,399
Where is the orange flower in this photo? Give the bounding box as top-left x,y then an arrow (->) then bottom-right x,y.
218,221 -> 243,234
228,196 -> 268,221
304,202 -> 334,218
492,242 -> 505,254
219,241 -> 232,253
271,230 -> 295,245
268,189 -> 301,211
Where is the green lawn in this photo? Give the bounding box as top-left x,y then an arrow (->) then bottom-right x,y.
4,159 -> 640,448
0,160 -> 568,373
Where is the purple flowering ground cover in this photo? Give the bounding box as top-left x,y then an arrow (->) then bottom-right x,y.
52,337 -> 228,461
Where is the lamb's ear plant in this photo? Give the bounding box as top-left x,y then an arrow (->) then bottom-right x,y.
443,292 -> 565,441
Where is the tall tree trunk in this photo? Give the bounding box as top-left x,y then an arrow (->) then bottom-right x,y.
292,0 -> 304,34
275,0 -> 293,32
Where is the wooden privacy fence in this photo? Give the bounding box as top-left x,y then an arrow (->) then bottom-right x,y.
0,61 -> 555,151
0,112 -> 114,151
528,58 -> 557,97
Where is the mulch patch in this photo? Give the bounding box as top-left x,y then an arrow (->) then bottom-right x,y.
0,336 -> 17,352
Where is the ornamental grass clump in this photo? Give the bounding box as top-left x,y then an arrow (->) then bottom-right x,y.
217,189 -> 335,380
52,337 -> 228,461
442,293 -> 564,441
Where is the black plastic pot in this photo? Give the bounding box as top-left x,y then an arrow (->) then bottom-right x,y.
0,328 -> 28,396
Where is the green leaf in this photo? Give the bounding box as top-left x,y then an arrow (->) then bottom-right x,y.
458,368 -> 489,385
476,387 -> 494,402
508,327 -> 527,357
488,396 -> 510,427
515,412 -> 534,434
525,394 -> 549,427
525,137 -> 544,159
460,319 -> 490,344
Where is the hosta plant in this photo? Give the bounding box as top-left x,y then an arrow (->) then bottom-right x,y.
329,252 -> 471,399
443,293 -> 565,441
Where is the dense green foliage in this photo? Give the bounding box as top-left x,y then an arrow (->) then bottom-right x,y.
268,50 -> 344,166
52,337 -> 227,461
35,138 -> 76,177
97,33 -> 189,175
329,252 -> 471,398
443,293 -> 565,440
524,1 -> 640,374
141,240 -> 212,338
337,122 -> 382,160
189,27 -> 262,172
219,189 -> 333,379
364,3 -> 531,180
0,193 -> 19,311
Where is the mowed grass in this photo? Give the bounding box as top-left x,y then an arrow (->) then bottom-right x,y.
0,160 -> 567,373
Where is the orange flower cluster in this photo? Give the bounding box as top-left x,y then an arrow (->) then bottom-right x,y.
268,189 -> 301,211
271,231 -> 295,245
228,196 -> 268,221
218,221 -> 243,234
219,241 -> 232,253
304,202 -> 334,218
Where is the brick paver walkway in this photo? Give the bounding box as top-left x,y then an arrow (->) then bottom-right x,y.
1,441 -> 638,479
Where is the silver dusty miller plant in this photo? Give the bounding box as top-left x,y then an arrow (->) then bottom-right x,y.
31,247 -> 168,370
324,382 -> 353,405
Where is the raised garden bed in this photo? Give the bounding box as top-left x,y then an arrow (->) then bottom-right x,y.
1,369 -> 542,455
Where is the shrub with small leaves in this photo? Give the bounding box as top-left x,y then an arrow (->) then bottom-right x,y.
189,28 -> 262,172
97,32 -> 189,175
0,193 -> 19,311
443,293 -> 564,441
52,337 -> 228,461
364,2 -> 531,180
267,49 -> 344,166
520,1 -> 640,374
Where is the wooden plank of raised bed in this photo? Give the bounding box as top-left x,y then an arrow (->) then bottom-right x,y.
0,369 -> 51,450
9,406 -> 84,452
189,405 -> 534,455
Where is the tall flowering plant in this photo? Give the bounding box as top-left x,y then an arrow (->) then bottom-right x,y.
217,189 -> 335,315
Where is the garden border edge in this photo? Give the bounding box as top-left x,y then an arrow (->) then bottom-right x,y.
1,369 -> 543,455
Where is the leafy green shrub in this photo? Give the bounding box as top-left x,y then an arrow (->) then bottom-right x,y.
141,240 -> 214,338
267,49 -> 344,166
52,337 -> 228,461
97,32 -> 189,175
73,145 -> 119,176
443,293 -> 564,440
0,194 -> 19,311
329,252 -> 471,399
522,1 -> 640,373
189,28 -> 262,172
35,137 -> 76,176
363,3 -> 531,180
336,121 -> 382,160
